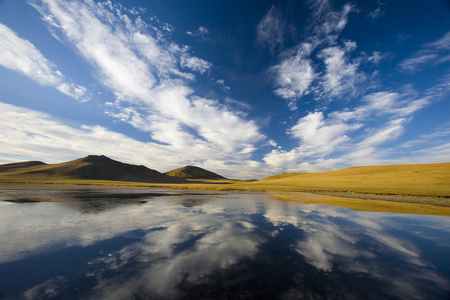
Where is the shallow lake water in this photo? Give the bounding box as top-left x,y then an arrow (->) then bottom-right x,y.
0,188 -> 449,299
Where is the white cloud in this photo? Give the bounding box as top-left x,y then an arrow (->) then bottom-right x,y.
0,101 -> 174,167
317,45 -> 361,99
426,72 -> 450,97
398,53 -> 438,73
357,118 -> 405,149
216,79 -> 231,92
402,122 -> 450,149
187,26 -> 210,39
180,55 -> 212,74
30,0 -> 265,170
256,5 -> 284,54
411,143 -> 450,162
367,7 -> 386,20
263,91 -> 431,172
0,23 -> 86,100
270,3 -> 358,105
0,102 -> 268,178
426,32 -> 450,50
289,111 -> 362,155
329,91 -> 429,122
198,26 -> 209,35
367,51 -> 388,64
271,44 -> 315,109
398,31 -> 450,72
310,3 -> 354,46
306,0 -> 332,18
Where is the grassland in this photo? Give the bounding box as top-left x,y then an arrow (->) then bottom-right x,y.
248,163 -> 450,197
1,162 -> 449,216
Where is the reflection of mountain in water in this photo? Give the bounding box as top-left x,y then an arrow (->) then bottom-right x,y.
1,189 -> 218,213
170,193 -> 222,207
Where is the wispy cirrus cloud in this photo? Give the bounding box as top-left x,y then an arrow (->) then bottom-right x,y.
0,23 -> 86,100
367,0 -> 386,21
367,7 -> 385,20
29,0 -> 264,167
256,5 -> 285,54
398,31 -> 450,72
402,122 -> 450,149
309,3 -> 354,46
367,51 -> 387,64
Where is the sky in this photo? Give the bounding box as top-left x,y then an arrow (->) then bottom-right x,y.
0,0 -> 449,178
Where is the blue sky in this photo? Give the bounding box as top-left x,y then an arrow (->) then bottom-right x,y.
0,0 -> 449,178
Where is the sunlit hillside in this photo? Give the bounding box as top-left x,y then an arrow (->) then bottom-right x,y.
165,165 -> 226,180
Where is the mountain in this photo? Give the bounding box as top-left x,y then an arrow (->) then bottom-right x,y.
165,165 -> 226,180
0,155 -> 186,183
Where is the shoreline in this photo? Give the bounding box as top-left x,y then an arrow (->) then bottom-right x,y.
268,192 -> 450,217
1,182 -> 449,217
309,191 -> 450,207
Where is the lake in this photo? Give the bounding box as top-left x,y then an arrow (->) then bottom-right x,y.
0,188 -> 449,299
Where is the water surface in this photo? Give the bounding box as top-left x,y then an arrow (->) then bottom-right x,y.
0,188 -> 449,299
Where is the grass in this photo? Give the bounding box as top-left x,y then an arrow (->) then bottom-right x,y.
1,162 -> 449,216
249,163 -> 450,197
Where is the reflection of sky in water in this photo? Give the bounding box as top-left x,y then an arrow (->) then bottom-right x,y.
0,189 -> 449,299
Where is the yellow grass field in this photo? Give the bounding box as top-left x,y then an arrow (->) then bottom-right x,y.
245,162 -> 450,197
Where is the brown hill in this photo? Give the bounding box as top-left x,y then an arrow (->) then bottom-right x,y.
165,165 -> 226,180
0,155 -> 186,183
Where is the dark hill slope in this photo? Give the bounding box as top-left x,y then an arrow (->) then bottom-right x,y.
0,155 -> 186,183
165,165 -> 226,180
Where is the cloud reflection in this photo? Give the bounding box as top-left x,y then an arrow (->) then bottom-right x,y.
261,199 -> 450,299
0,190 -> 449,299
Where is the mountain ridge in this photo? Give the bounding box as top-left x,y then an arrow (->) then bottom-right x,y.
0,155 -> 186,183
165,165 -> 227,180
